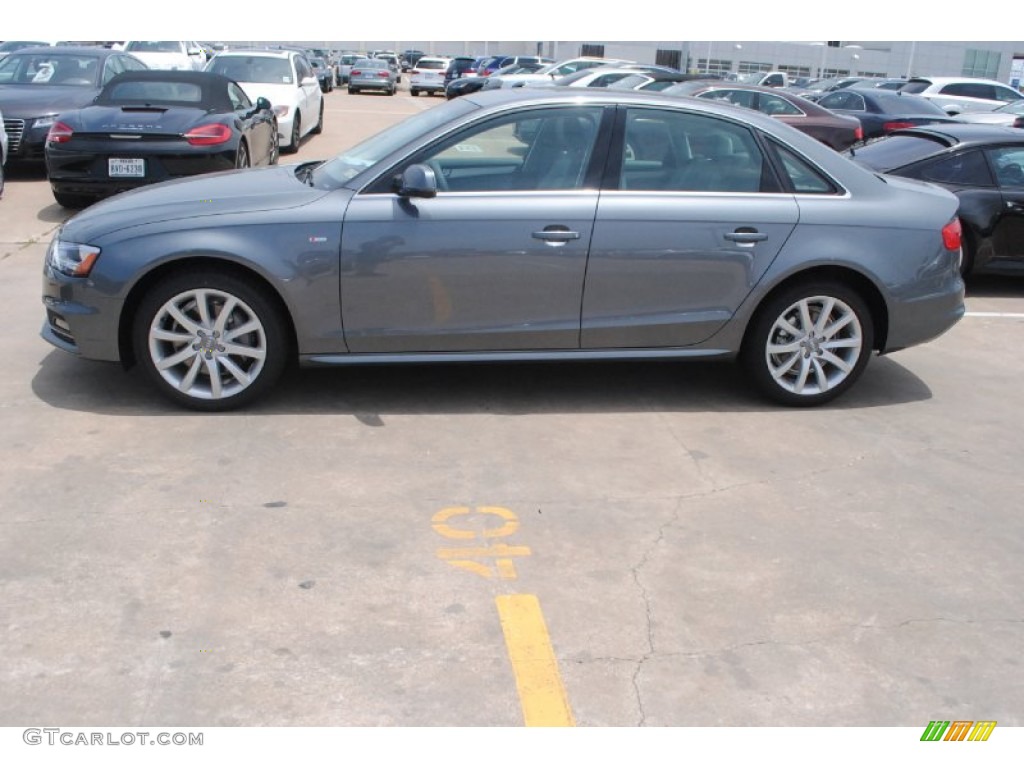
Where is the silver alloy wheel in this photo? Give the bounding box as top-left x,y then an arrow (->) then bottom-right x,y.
764,295 -> 863,396
147,288 -> 267,401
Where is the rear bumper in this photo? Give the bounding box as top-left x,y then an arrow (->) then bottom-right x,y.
884,274 -> 966,353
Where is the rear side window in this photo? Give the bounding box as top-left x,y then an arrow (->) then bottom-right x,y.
699,89 -> 755,109
940,82 -> 993,99
619,108 -> 775,193
759,93 -> 802,116
987,147 -> 1024,187
769,141 -> 838,194
818,91 -> 865,111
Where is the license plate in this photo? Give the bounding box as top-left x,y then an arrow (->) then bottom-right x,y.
109,158 -> 145,178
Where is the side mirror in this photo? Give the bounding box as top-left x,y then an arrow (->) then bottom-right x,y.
256,96 -> 272,112
396,164 -> 438,198
301,76 -> 318,87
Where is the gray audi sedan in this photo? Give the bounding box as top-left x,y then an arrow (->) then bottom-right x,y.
41,89 -> 965,411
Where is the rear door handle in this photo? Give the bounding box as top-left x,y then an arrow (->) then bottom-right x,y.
532,226 -> 581,244
724,229 -> 769,244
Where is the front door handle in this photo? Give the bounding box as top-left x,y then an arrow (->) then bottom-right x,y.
532,226 -> 581,245
724,229 -> 769,244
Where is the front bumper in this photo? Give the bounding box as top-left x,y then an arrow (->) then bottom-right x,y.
41,269 -> 123,362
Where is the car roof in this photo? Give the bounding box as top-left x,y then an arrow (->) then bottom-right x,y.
906,76 -> 1011,87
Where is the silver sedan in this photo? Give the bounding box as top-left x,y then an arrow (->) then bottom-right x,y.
347,58 -> 397,95
41,89 -> 965,410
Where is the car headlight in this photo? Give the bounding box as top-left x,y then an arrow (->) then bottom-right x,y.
46,235 -> 100,277
32,115 -> 58,129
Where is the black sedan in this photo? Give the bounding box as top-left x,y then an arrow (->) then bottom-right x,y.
445,63 -> 544,99
846,124 -> 1024,275
45,70 -> 278,208
816,88 -> 958,140
0,46 -> 148,162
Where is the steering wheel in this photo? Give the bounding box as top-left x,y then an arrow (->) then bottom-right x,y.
1002,163 -> 1024,185
427,159 -> 449,192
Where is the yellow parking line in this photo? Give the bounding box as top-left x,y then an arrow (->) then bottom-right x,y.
495,594 -> 575,727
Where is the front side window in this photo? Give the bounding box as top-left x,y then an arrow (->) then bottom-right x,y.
387,106 -> 604,193
941,82 -> 993,100
987,147 -> 1024,187
619,108 -> 773,193
228,82 -> 252,111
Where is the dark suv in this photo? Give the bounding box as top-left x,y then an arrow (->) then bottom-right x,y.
444,56 -> 478,87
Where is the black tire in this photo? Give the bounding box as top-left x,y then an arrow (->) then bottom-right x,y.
410,88 -> 419,97
234,140 -> 250,169
310,99 -> 324,135
283,113 -> 300,154
959,219 -> 975,278
348,87 -> 358,94
53,191 -> 92,209
268,120 -> 280,165
132,270 -> 289,411
741,281 -> 874,407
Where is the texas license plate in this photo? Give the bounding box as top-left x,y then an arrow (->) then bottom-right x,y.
108,158 -> 145,177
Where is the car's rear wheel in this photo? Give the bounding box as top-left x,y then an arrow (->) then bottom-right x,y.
53,191 -> 92,209
348,87 -> 358,94
132,270 -> 288,411
311,100 -> 324,134
283,113 -> 300,154
411,88 -> 419,96
742,281 -> 873,407
268,121 -> 280,165
234,140 -> 249,169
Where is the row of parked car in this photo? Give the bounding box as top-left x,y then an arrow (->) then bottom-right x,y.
0,44 -> 331,207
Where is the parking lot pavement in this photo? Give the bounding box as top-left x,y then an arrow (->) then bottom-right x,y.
1,90 -> 1023,727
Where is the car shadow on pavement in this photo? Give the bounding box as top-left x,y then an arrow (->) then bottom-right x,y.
31,352 -> 932,417
965,270 -> 1024,297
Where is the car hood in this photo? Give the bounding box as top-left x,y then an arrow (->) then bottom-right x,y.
61,165 -> 331,243
0,85 -> 99,117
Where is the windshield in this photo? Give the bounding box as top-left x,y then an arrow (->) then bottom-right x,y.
208,55 -> 293,84
0,52 -> 102,86
125,41 -> 183,54
312,98 -> 477,188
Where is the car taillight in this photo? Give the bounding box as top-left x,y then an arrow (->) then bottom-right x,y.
1014,116 -> 1024,129
465,69 -> 476,74
351,69 -> 361,76
411,69 -> 420,75
47,121 -> 74,144
854,126 -> 864,141
183,123 -> 232,146
941,218 -> 962,251
377,72 -> 388,78
883,120 -> 915,133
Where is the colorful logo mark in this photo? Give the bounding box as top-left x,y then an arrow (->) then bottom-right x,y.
920,720 -> 996,741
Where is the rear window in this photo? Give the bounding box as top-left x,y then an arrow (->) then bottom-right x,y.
846,134 -> 950,172
873,92 -> 949,115
899,80 -> 931,94
416,59 -> 447,70
125,41 -> 182,54
102,80 -> 203,104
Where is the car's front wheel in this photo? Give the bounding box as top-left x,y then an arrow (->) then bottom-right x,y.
132,270 -> 289,411
53,191 -> 92,209
742,282 -> 874,407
